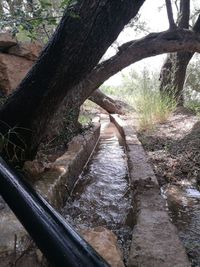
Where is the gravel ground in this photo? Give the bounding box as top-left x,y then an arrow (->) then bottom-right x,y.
138,107 -> 200,187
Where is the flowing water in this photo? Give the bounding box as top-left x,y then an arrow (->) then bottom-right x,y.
162,181 -> 200,266
62,117 -> 133,262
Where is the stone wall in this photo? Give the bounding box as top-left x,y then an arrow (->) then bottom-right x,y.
0,122 -> 100,266
0,32 -> 42,95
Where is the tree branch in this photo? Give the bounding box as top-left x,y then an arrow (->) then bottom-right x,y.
178,0 -> 190,29
193,15 -> 200,32
49,28 -> 200,139
78,29 -> 200,103
165,0 -> 176,29
88,89 -> 124,114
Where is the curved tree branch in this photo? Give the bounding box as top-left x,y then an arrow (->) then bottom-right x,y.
80,29 -> 200,102
56,28 -> 200,112
48,28 -> 200,140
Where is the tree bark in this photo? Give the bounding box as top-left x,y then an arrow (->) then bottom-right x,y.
0,0 -> 145,161
45,28 -> 200,142
89,89 -> 124,114
72,28 -> 200,107
178,0 -> 190,29
165,0 -> 176,29
160,0 -> 194,105
45,89 -> 123,143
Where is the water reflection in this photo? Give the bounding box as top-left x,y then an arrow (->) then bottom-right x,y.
163,182 -> 200,266
62,120 -> 133,261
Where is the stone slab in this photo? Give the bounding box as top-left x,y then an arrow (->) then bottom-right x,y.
0,53 -> 33,95
8,42 -> 42,61
0,32 -> 17,50
110,114 -> 190,267
80,227 -> 125,267
128,188 -> 190,267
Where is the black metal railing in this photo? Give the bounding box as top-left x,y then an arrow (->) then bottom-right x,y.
0,157 -> 110,267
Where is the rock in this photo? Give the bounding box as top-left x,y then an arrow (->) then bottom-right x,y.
0,53 -> 33,95
23,160 -> 45,178
0,32 -> 17,51
36,249 -> 43,263
128,188 -> 191,267
8,42 -> 42,61
79,227 -> 125,267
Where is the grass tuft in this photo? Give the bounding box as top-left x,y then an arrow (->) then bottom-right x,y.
133,90 -> 176,131
185,99 -> 200,117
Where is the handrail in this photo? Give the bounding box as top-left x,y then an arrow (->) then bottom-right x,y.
0,157 -> 110,267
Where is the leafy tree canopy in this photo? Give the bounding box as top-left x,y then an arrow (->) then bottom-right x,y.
0,0 -> 73,41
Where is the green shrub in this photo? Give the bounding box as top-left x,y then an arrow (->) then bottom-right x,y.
100,67 -> 176,130
185,99 -> 200,116
78,114 -> 92,125
134,90 -> 176,130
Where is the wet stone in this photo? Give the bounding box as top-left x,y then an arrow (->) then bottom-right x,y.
164,183 -> 200,266
80,227 -> 125,267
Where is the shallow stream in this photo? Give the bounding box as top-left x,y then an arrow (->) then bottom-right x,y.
163,181 -> 200,266
62,117 -> 133,262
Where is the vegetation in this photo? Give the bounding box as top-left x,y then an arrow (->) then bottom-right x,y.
78,114 -> 93,126
101,68 -> 176,130
134,91 -> 176,130
185,99 -> 200,116
183,55 -> 200,116
0,0 -> 200,164
185,55 -> 200,93
0,0 -> 72,41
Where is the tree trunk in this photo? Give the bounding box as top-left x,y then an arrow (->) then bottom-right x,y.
160,0 -> 193,105
160,52 -> 193,105
44,104 -> 81,146
171,53 -> 193,105
0,0 -> 145,162
44,89 -> 123,143
89,89 -> 124,114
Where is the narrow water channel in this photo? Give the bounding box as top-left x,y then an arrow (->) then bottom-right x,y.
162,181 -> 200,267
62,117 -> 133,262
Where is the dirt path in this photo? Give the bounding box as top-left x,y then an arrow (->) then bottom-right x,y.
138,107 -> 200,187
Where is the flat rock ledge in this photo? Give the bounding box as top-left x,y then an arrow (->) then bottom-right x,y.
0,32 -> 42,95
80,226 -> 125,267
110,114 -> 191,267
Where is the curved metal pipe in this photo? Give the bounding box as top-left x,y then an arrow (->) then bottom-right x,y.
0,157 -> 110,267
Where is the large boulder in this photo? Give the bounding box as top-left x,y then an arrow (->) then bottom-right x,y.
0,53 -> 33,95
0,32 -> 17,51
80,227 -> 125,267
8,42 -> 42,61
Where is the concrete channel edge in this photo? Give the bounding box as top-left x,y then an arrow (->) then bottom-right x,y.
35,122 -> 101,209
0,121 -> 101,264
110,114 -> 191,267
